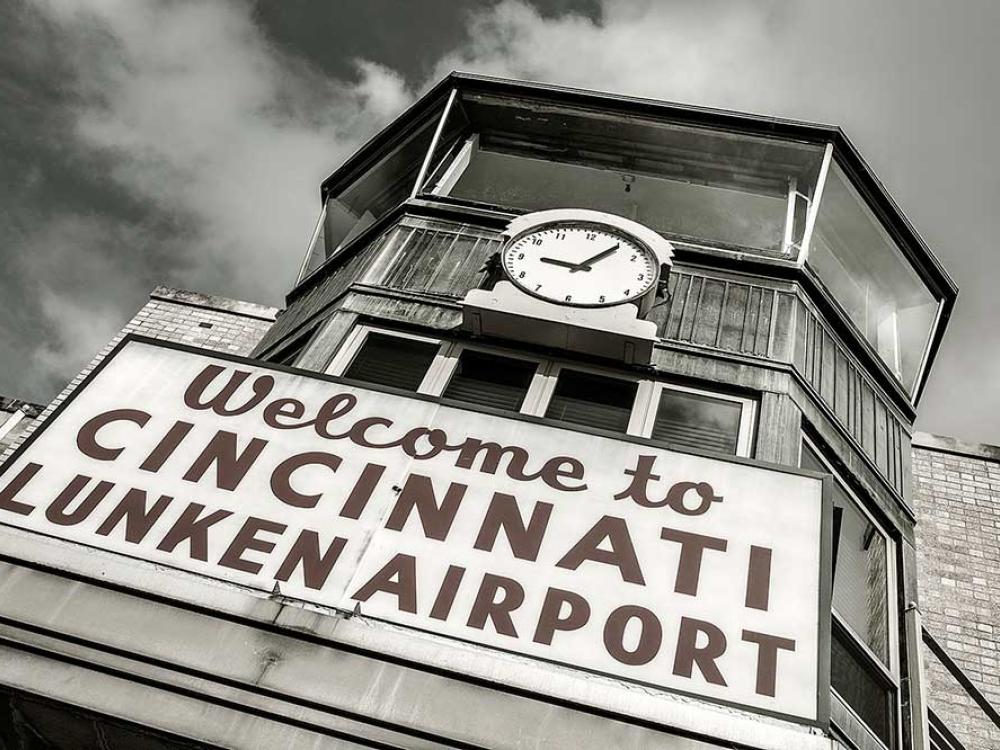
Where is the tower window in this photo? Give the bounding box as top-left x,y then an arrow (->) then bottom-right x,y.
442,349 -> 538,412
545,369 -> 638,433
650,388 -> 744,455
341,331 -> 440,392
800,436 -> 897,747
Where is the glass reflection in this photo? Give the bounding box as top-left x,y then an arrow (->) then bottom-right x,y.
423,94 -> 825,258
651,389 -> 742,455
800,442 -> 890,663
809,162 -> 939,394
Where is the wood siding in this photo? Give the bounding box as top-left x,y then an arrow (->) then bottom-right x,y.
261,215 -> 910,500
791,296 -> 908,497
651,267 -> 909,497
652,270 -> 787,359
255,217 -> 502,357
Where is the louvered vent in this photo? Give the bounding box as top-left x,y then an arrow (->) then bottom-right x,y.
650,389 -> 742,455
443,350 -> 537,412
545,369 -> 637,433
342,333 -> 438,391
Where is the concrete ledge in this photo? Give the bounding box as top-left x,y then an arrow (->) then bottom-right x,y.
912,431 -> 1000,462
151,286 -> 280,322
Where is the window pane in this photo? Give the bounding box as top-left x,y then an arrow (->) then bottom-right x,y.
342,333 -> 438,392
443,350 -> 537,412
545,369 -> 637,432
832,625 -> 895,747
651,389 -> 743,455
306,106 -> 445,280
434,94 -> 824,257
800,444 -> 890,663
809,161 -> 939,393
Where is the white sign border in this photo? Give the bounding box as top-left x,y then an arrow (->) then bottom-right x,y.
0,334 -> 834,731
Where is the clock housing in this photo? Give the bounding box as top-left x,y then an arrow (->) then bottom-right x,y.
502,222 -> 658,307
461,209 -> 675,365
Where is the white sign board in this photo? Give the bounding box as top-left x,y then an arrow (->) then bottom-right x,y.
0,338 -> 830,723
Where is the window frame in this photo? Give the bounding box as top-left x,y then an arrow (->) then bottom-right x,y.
634,380 -> 756,457
425,134 -> 477,197
430,339 -> 548,414
532,360 -> 646,434
326,324 -> 449,395
799,434 -> 902,748
328,325 -> 758,460
422,132 -> 819,261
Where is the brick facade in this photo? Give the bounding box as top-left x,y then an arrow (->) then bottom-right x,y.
0,286 -> 278,464
913,433 -> 1000,749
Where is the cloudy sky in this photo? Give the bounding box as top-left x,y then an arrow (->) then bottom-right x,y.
2,0 -> 998,444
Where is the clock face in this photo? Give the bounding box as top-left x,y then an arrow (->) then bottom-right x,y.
502,223 -> 658,307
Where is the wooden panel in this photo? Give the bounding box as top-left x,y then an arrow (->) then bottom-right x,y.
295,310 -> 358,372
255,217 -> 502,359
653,269 -> 789,359
792,296 -> 910,499
659,267 -> 910,500
373,217 -> 503,296
756,391 -> 802,465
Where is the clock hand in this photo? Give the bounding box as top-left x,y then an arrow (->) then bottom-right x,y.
540,257 -> 590,271
569,243 -> 619,273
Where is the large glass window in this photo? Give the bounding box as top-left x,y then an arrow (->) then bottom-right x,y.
832,623 -> 896,746
422,94 -> 825,258
808,162 -> 940,394
298,105 -> 447,282
800,441 -> 890,661
800,438 -> 897,746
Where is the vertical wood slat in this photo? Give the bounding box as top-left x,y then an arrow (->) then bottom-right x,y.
740,286 -> 754,352
662,273 -> 687,340
752,276 -> 910,499
678,276 -> 701,342
692,280 -> 724,346
756,289 -> 774,357
714,282 -> 730,348
360,225 -> 416,286
424,231 -> 468,291
373,219 -> 503,296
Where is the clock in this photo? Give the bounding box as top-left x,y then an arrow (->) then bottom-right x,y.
502,222 -> 658,307
462,209 -> 674,364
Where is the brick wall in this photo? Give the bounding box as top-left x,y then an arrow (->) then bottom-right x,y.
0,286 -> 278,464
913,432 -> 1000,748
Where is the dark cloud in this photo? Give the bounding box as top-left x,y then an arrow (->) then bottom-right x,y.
1,0 -> 997,444
252,0 -> 602,85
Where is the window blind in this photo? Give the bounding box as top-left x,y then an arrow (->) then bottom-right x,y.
342,333 -> 439,392
545,369 -> 637,433
650,389 -> 742,455
443,350 -> 537,412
